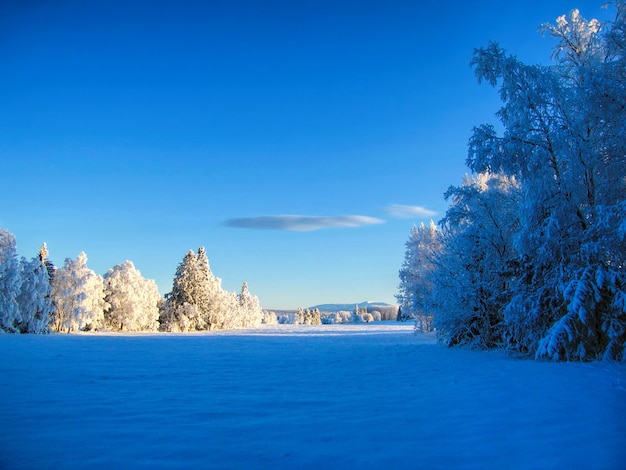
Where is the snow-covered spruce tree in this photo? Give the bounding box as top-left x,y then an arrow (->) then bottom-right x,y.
237,282 -> 263,328
51,252 -> 106,333
467,4 -> 626,359
160,249 -> 201,332
194,247 -> 219,329
311,307 -> 321,325
161,247 -> 263,331
193,247 -> 247,330
431,173 -> 521,348
303,308 -> 312,325
299,307 -> 321,325
296,307 -> 305,324
396,221 -> 441,332
103,261 -> 161,331
0,229 -> 22,332
16,244 -> 55,333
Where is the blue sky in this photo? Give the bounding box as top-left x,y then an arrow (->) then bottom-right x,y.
0,1 -> 612,309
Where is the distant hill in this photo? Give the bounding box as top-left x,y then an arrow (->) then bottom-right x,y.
310,301 -> 396,312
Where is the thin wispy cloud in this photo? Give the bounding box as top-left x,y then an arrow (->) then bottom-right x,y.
224,215 -> 384,232
384,204 -> 437,219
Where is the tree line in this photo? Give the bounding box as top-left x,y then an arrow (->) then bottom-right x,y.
397,4 -> 626,361
0,229 -> 263,333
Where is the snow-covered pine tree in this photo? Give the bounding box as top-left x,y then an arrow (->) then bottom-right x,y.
237,281 -> 263,328
0,229 -> 22,332
16,243 -> 55,333
51,252 -> 106,333
103,261 -> 161,331
296,307 -> 305,325
38,243 -> 55,277
161,247 -> 253,331
195,247 -> 223,330
161,249 -> 198,332
311,307 -> 321,325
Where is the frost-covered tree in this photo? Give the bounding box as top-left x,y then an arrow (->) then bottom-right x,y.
213,288 -> 240,330
51,252 -> 106,333
311,307 -> 321,325
161,248 -> 220,331
103,261 -> 161,331
161,247 -> 263,331
237,282 -> 263,328
296,307 -> 305,324
16,244 -> 55,333
0,229 -> 22,332
299,307 -> 321,325
303,308 -> 312,325
396,221 -> 441,332
261,310 -> 278,325
437,3 -> 626,359
431,173 -> 521,348
161,249 -> 201,332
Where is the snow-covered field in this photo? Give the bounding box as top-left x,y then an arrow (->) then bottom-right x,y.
1,323 -> 624,469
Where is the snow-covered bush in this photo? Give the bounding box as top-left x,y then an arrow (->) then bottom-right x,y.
261,310 -> 278,325
351,312 -> 374,323
320,310 -> 352,324
277,313 -> 296,324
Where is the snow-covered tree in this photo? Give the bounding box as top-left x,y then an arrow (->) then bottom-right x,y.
396,221 -> 441,332
51,252 -> 106,333
161,248 -> 217,331
237,282 -> 263,328
431,173 -> 520,348
396,306 -> 410,322
161,247 -> 264,331
16,243 -> 54,333
160,249 -> 197,331
433,3 -> 626,359
103,261 -> 161,331
311,308 -> 321,325
298,307 -> 322,325
261,310 -> 278,325
0,229 -> 22,332
296,307 -> 305,324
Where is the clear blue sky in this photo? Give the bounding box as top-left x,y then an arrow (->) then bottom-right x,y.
0,1 -> 611,309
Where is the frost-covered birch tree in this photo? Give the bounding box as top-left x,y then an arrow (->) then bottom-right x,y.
103,261 -> 161,331
431,173 -> 520,348
51,252 -> 106,333
396,221 -> 441,332
431,3 -> 626,360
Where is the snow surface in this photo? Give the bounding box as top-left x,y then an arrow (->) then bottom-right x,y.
1,323 -> 625,469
